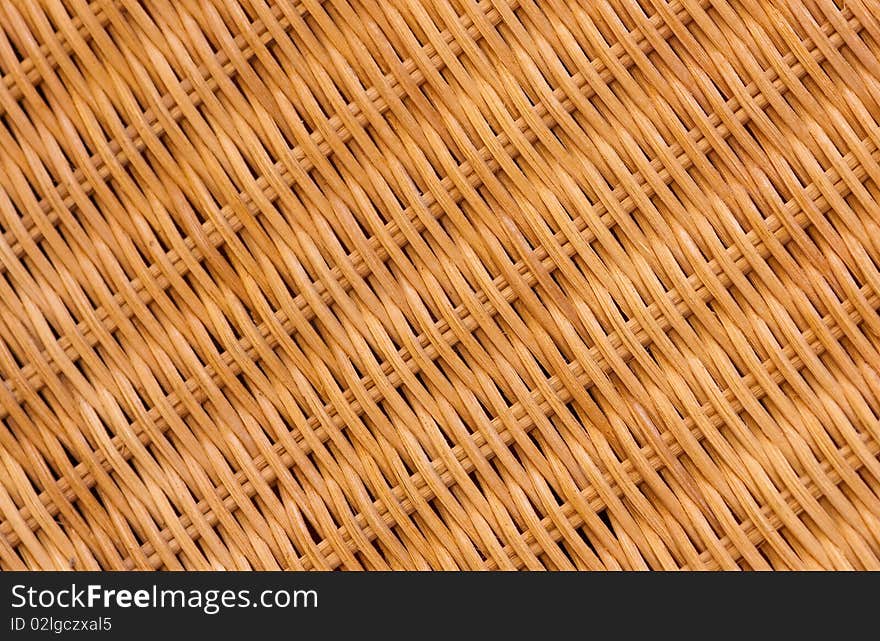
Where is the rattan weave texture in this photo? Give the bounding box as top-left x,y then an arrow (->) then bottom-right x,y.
1,0 -> 879,570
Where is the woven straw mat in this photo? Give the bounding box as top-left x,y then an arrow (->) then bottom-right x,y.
1,0 -> 880,571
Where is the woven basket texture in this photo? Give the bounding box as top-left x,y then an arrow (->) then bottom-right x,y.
1,0 -> 879,571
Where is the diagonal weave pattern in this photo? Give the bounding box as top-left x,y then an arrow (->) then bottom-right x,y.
0,0 -> 879,571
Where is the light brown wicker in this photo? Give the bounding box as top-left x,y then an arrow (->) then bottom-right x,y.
0,0 -> 879,571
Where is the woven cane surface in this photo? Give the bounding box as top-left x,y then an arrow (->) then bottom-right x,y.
1,0 -> 880,570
